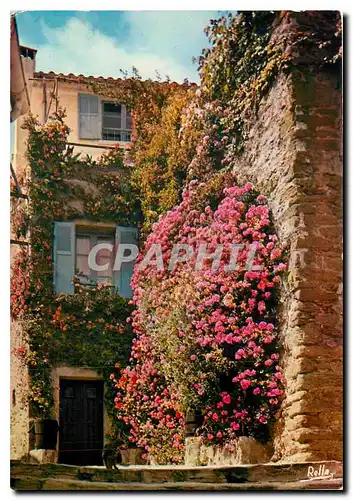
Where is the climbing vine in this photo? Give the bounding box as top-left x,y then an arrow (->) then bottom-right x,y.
92,69 -> 200,235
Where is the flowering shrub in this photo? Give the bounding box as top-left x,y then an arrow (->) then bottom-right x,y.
115,177 -> 287,461
110,12 -> 294,463
113,334 -> 185,463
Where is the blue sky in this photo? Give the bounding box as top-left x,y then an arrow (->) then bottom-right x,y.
15,10 -> 228,83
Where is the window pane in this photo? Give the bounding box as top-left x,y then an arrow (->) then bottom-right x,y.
96,237 -> 113,277
104,102 -> 121,113
76,235 -> 90,255
97,259 -> 113,277
102,114 -> 122,129
126,112 -> 132,130
76,255 -> 90,276
102,129 -> 123,141
97,236 -> 114,245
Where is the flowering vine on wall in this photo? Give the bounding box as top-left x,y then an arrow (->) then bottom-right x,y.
114,175 -> 287,463
109,11 -> 294,464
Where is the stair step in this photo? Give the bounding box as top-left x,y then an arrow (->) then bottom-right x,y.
11,460 -> 343,486
12,477 -> 343,491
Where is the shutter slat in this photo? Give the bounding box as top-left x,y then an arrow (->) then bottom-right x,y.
78,93 -> 100,139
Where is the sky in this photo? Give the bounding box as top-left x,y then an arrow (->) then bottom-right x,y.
15,10 -> 229,83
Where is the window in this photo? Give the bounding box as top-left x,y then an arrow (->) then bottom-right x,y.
75,232 -> 114,286
78,94 -> 132,142
102,102 -> 132,142
53,222 -> 138,298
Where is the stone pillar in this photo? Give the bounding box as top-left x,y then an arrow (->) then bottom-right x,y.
233,13 -> 342,462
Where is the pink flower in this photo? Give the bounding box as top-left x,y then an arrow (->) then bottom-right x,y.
212,413 -> 219,422
222,394 -> 231,405
207,433 -> 214,441
253,387 -> 261,395
235,348 -> 245,360
240,379 -> 251,390
216,431 -> 223,439
264,336 -> 274,344
190,354 -> 197,361
230,422 -> 239,431
258,301 -> 266,313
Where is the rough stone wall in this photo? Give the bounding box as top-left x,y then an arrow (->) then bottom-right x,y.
234,64 -> 342,462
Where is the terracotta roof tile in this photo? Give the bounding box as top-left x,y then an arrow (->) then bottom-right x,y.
34,70 -> 124,83
33,70 -> 196,87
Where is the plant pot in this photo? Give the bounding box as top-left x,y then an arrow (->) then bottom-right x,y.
120,447 -> 145,465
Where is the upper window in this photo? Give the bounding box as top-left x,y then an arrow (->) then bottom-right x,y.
78,93 -> 132,142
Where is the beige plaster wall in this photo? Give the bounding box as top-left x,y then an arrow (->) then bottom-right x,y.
10,321 -> 30,460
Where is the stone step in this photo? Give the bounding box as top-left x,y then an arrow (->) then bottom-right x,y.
11,477 -> 343,491
11,460 -> 343,486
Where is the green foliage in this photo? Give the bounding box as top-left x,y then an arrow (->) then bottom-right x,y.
93,72 -> 200,235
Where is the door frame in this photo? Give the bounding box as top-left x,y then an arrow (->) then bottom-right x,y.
51,366 -> 110,464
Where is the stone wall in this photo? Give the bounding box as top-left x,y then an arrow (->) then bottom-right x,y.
233,59 -> 342,460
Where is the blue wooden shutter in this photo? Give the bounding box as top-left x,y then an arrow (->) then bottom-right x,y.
115,226 -> 138,298
78,94 -> 100,139
53,222 -> 75,294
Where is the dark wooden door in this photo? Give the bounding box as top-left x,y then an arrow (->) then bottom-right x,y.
59,379 -> 104,465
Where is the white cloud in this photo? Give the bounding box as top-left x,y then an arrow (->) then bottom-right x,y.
122,11 -> 220,65
31,13 -> 220,83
